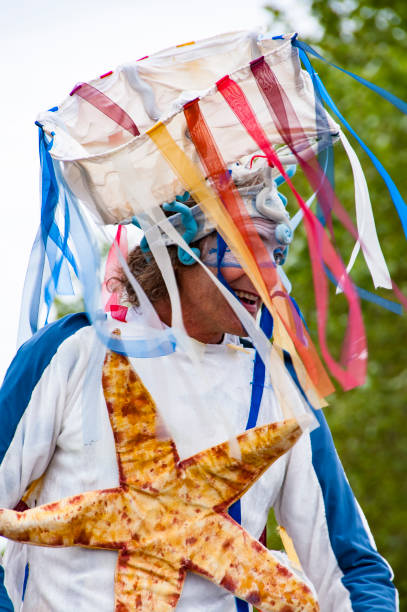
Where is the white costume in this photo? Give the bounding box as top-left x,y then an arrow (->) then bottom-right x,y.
0,313 -> 397,611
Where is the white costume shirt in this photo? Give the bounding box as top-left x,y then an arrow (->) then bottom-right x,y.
0,314 -> 397,611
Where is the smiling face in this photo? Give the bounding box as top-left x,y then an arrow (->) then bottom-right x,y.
152,223 -> 279,344
175,260 -> 261,344
172,224 -> 281,343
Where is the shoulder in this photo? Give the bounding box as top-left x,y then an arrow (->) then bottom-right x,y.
18,312 -> 91,355
0,313 -> 92,413
0,314 -> 93,464
10,313 -> 91,374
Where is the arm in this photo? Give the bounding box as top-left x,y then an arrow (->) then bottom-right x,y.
0,567 -> 12,612
0,313 -> 90,609
273,356 -> 398,611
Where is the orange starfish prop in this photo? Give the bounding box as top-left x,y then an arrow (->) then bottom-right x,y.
0,347 -> 318,611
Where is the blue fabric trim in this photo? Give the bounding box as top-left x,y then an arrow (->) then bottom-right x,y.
21,563 -> 29,601
235,599 -> 250,611
229,498 -> 246,612
0,313 -> 90,464
229,307 -> 273,611
245,307 -> 274,430
0,567 -> 12,611
283,352 -> 397,611
228,500 -> 241,524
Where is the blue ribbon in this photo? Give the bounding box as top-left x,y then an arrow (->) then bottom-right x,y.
293,39 -> 407,239
228,306 -> 274,612
22,127 -> 78,336
215,234 -> 274,611
289,296 -> 310,330
323,265 -> 402,315
292,39 -> 405,316
21,132 -> 178,357
53,163 -> 177,358
316,145 -> 335,227
245,307 -> 274,430
293,39 -> 407,115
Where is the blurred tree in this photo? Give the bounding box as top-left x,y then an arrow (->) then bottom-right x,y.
54,296 -> 85,319
264,0 -> 407,603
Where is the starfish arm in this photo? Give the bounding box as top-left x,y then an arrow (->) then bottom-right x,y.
186,512 -> 319,612
0,488 -> 136,549
103,348 -> 178,489
178,419 -> 302,509
114,548 -> 186,611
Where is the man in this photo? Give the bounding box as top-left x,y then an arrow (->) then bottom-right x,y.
0,163 -> 398,611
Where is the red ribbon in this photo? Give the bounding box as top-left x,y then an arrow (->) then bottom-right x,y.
102,225 -> 129,321
70,83 -> 140,137
217,69 -> 366,390
184,98 -> 333,394
184,100 -> 281,294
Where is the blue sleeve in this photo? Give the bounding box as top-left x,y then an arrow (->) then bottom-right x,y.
311,409 -> 397,610
284,352 -> 398,611
0,313 -> 90,610
0,568 -> 13,611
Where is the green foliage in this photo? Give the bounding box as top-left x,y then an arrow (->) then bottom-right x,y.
53,296 -> 85,319
264,1 -> 407,601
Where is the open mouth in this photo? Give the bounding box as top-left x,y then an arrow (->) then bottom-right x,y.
234,290 -> 260,314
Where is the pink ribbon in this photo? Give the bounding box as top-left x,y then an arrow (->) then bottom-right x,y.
217,70 -> 366,390
102,225 -> 129,321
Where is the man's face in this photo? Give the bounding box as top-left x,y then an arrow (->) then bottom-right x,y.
177,261 -> 261,343
176,232 -> 267,343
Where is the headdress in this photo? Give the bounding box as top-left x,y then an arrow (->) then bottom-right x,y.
25,30 -> 407,406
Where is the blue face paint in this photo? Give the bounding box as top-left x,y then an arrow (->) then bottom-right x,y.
200,218 -> 287,272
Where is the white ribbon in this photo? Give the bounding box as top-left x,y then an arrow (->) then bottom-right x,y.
154,206 -> 318,433
339,131 -> 392,290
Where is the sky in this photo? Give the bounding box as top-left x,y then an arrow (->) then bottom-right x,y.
0,0 -> 318,380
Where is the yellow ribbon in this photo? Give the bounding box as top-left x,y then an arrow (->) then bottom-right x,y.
147,122 -> 332,406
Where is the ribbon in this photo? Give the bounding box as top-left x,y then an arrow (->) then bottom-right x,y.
295,45 -> 407,311
63,177 -> 177,357
295,42 -> 407,240
217,69 -> 365,390
70,82 -> 140,137
183,98 -> 332,399
216,74 -> 337,393
230,306 -> 274,612
147,121 -> 329,409
338,131 -> 391,289
293,39 -> 407,115
250,56 -> 369,389
21,137 -> 177,357
146,122 -> 277,311
289,145 -> 403,314
102,225 -> 129,320
18,127 -> 78,344
184,98 -> 280,296
183,99 -> 304,337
